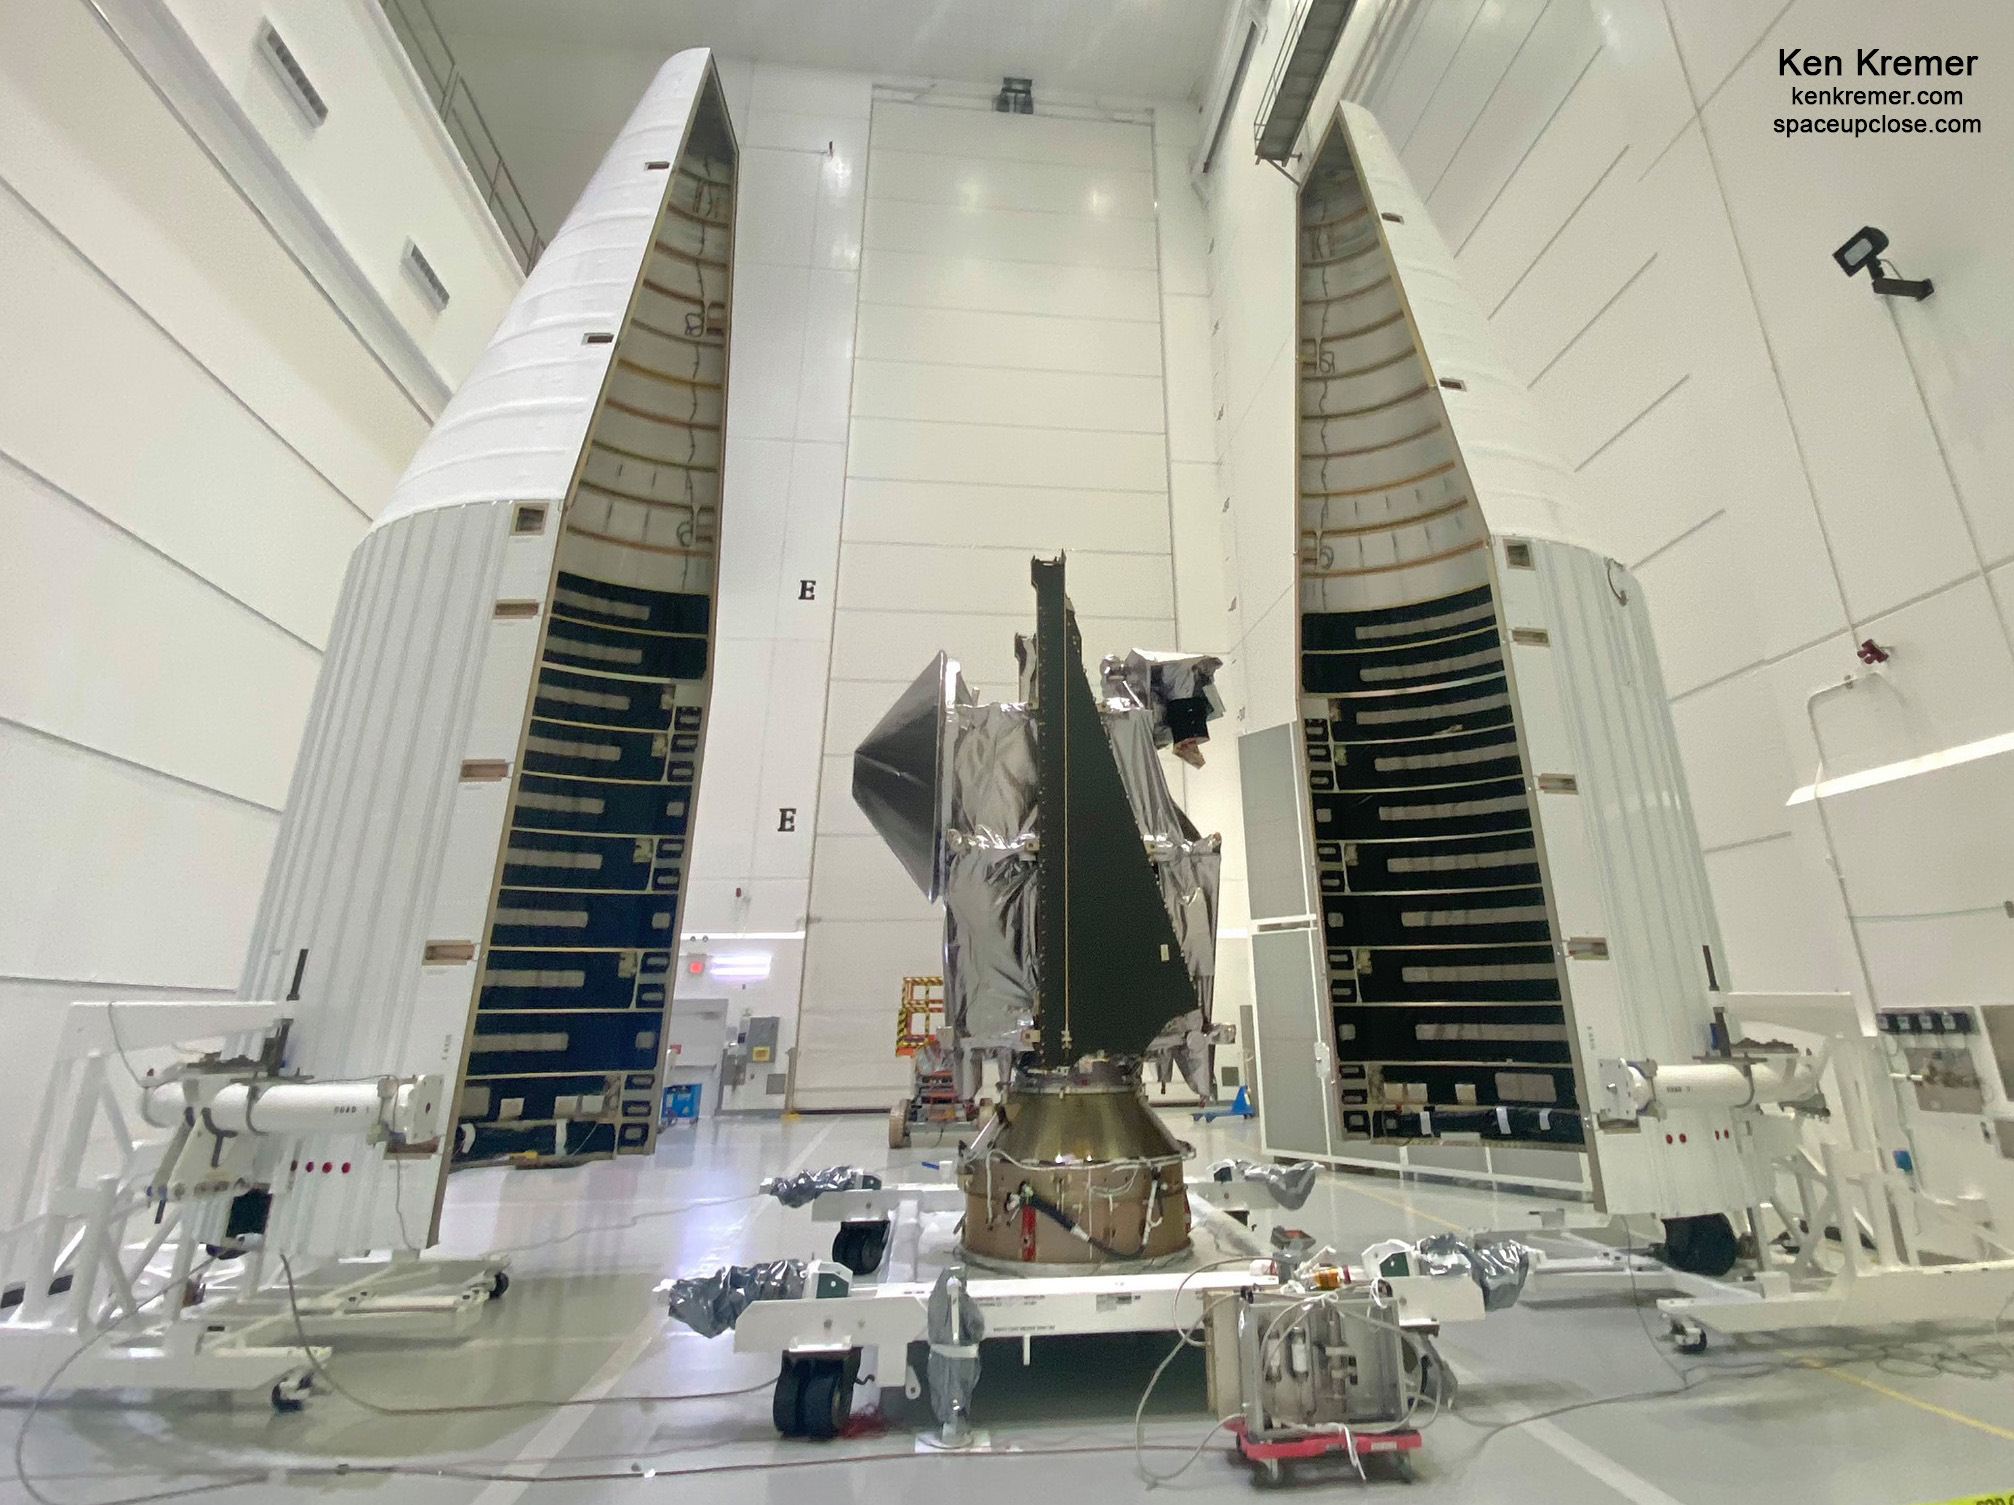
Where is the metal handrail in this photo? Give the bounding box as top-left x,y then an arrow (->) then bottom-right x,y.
378,0 -> 545,268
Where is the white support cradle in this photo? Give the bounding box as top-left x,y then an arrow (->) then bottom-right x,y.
0,1002 -> 506,1403
1654,993 -> 2014,1337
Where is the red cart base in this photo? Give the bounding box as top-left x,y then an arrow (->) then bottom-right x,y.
1227,1417 -> 1419,1484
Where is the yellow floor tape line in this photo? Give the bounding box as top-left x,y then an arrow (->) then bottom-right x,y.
1311,1178 -> 2014,1466
1327,1173 -> 1468,1233
1909,1492 -> 2014,1504
1798,1358 -> 2014,1443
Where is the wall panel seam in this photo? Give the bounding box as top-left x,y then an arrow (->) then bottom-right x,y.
1653,0 -> 1864,636
862,192 -> 1156,224
1574,372 -> 1689,474
0,973 -> 232,992
0,712 -> 284,815
850,357 -> 1169,380
0,444 -> 328,654
0,168 -> 374,522
1702,830 -> 1793,857
1634,0 -> 1800,184
1451,44 -> 1603,258
1528,252 -> 1657,387
846,413 -> 1167,436
855,298 -> 1160,326
843,472 -> 1167,495
859,247 -> 1162,274
1395,0 -> 1492,154
1486,143 -> 1628,320
1630,505 -> 1725,574
1420,0 -> 1558,203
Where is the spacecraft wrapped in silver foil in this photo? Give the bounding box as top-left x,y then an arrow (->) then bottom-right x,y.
853,559 -> 1224,1265
853,622 -> 1224,1095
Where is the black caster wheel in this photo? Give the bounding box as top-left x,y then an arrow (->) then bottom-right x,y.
798,1359 -> 850,1441
774,1353 -> 856,1440
773,1355 -> 807,1436
270,1381 -> 307,1415
487,1271 -> 510,1301
832,1219 -> 890,1276
1670,1318 -> 1708,1354
857,1220 -> 888,1273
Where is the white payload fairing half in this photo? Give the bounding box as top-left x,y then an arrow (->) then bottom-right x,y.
1242,102 -> 1762,1230
240,51 -> 739,1256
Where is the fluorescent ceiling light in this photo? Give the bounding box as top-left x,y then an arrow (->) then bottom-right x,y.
707,952 -> 772,982
1786,728 -> 2014,806
682,930 -> 806,941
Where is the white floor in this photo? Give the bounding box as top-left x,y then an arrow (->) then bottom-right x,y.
8,1111 -> 2014,1503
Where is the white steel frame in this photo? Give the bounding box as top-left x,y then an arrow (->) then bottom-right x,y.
0,1002 -> 503,1400
1658,992 -> 2014,1336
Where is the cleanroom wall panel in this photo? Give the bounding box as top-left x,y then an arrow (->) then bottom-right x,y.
671,64 -> 870,1110
0,1 -> 440,512
797,90 -> 1180,1108
0,0 -> 484,1212
163,0 -> 525,383
854,302 -> 1165,374
0,462 -> 320,811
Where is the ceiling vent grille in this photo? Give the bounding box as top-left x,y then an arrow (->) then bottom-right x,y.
403,240 -> 451,311
258,22 -> 328,127
994,77 -> 1034,114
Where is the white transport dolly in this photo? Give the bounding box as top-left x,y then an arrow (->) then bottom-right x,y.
728,1167 -> 1484,1442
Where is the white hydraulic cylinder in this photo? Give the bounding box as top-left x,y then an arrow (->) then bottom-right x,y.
1629,1058 -> 1820,1113
141,1076 -> 444,1139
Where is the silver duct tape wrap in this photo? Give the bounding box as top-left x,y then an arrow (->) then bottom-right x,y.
942,835 -> 1038,1053
949,702 -> 1036,845
665,1260 -> 805,1339
1099,649 -> 1225,748
925,1265 -> 984,1437
1414,1232 -> 1533,1311
1208,1158 -> 1320,1210
761,1167 -> 883,1208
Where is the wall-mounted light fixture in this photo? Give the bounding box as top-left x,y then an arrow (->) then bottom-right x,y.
1833,225 -> 1933,300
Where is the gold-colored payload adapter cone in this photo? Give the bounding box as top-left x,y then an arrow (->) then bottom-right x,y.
958,1059 -> 1191,1267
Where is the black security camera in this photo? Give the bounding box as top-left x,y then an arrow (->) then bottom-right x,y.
1834,225 -> 1933,300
